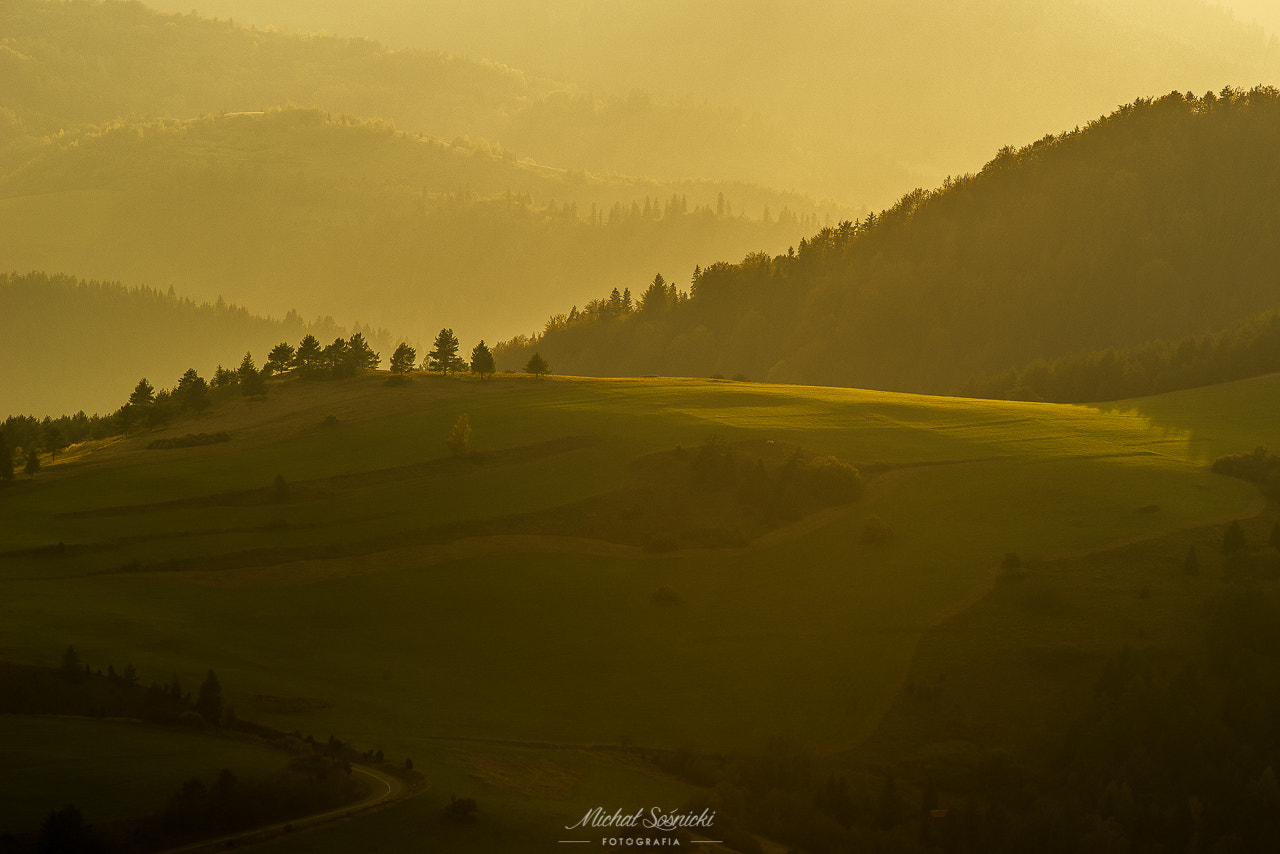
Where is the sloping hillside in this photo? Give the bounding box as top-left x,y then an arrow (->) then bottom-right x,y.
499,89 -> 1280,395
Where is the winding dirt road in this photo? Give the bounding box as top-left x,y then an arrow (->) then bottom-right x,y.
159,764 -> 404,854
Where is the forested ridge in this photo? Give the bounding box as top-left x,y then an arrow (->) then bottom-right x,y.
133,0 -> 1280,205
0,0 -> 824,200
0,108 -> 829,415
1,0 -> 845,417
498,89 -> 1280,397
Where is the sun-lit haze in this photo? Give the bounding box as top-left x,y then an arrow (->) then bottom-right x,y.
7,3 -> 1280,852
1219,0 -> 1280,38
5,0 -> 1279,414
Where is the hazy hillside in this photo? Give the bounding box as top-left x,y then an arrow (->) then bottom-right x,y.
498,89 -> 1280,395
0,0 -> 826,198
0,108 -> 837,358
135,0 -> 1280,206
0,271 -> 390,417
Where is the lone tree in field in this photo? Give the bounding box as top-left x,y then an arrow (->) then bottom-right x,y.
196,669 -> 222,724
525,352 -> 550,378
390,342 -> 417,375
266,342 -> 296,376
428,328 -> 461,374
24,448 -> 39,478
470,340 -> 496,379
447,414 -> 472,456
129,378 -> 155,407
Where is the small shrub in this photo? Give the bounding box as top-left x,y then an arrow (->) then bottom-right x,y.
443,795 -> 478,823
861,516 -> 893,545
651,586 -> 680,605
644,533 -> 680,553
147,432 -> 230,450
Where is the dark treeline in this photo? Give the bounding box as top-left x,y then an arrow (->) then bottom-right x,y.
645,520 -> 1280,854
0,649 -> 421,853
1,271 -> 391,418
0,328 -> 385,470
0,324 -> 507,477
964,307 -> 1280,402
499,88 -> 1280,396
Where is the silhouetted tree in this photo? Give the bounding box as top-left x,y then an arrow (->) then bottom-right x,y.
1224,519 -> 1247,554
60,645 -> 81,680
390,342 -> 417,375
196,669 -> 222,724
525,352 -> 550,378
470,341 -> 495,379
24,448 -> 39,478
175,368 -> 210,412
266,342 -> 296,376
295,334 -> 324,377
0,431 -> 13,480
347,332 -> 381,372
129,378 -> 155,406
322,337 -> 350,377
427,328 -> 461,374
211,365 -> 237,388
37,804 -> 105,854
238,353 -> 266,397
447,414 -> 471,456
43,424 -> 66,461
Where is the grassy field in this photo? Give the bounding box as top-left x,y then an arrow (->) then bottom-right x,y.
0,715 -> 292,835
2,372 -> 1276,848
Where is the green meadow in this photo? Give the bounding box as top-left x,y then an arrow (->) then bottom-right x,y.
1,373 -> 1274,844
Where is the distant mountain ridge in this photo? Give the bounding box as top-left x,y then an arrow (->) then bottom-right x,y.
0,107 -> 834,342
0,0 -> 826,199
134,0 -> 1280,206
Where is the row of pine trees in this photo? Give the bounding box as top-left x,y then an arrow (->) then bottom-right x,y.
2,329 -> 552,480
